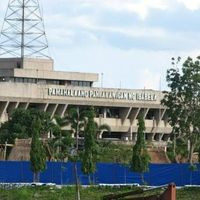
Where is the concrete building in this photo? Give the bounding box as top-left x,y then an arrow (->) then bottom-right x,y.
0,57 -> 171,147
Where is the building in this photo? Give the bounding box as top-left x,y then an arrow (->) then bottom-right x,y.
0,57 -> 171,147
0,0 -> 172,147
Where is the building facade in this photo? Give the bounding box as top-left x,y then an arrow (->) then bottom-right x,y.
0,58 -> 171,147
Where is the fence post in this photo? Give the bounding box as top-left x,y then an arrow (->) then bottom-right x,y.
161,183 -> 176,200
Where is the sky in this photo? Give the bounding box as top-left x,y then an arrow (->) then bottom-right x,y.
0,0 -> 200,90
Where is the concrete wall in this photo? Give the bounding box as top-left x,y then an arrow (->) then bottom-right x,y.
0,58 -> 54,70
0,82 -> 172,145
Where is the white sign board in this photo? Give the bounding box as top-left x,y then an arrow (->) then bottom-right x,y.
48,88 -> 157,102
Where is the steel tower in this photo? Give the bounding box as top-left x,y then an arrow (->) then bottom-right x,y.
0,0 -> 50,59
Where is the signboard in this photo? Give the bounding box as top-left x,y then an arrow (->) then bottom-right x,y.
48,88 -> 157,102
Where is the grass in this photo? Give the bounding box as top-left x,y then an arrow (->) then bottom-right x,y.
0,186 -> 199,200
97,141 -> 132,164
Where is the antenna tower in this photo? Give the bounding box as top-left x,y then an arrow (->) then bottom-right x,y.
0,0 -> 50,59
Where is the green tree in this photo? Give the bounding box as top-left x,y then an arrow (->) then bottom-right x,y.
30,118 -> 46,182
130,116 -> 150,184
66,107 -> 88,151
162,56 -> 200,164
96,124 -> 111,140
0,108 -> 51,144
167,138 -> 188,163
65,107 -> 89,200
81,108 -> 98,183
46,116 -> 73,161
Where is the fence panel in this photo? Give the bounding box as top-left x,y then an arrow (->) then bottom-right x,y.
0,161 -> 199,186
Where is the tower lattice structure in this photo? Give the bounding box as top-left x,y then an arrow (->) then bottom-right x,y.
0,0 -> 50,59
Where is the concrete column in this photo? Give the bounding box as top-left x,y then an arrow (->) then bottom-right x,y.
162,133 -> 170,142
38,103 -> 48,112
146,133 -> 154,142
24,103 -> 30,110
61,104 -> 68,118
129,108 -> 140,125
18,102 -> 29,110
119,107 -> 132,124
103,108 -> 107,118
44,103 -> 49,112
155,108 -> 166,126
132,132 -> 137,142
0,101 -> 9,115
55,104 -> 67,117
51,104 -> 58,118
46,104 -> 58,118
143,108 -> 149,119
0,101 -> 9,122
159,133 -> 164,141
99,130 -> 104,139
15,102 -> 19,109
7,102 -> 18,116
152,108 -> 166,135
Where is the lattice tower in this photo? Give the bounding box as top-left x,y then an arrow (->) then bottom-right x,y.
0,0 -> 50,58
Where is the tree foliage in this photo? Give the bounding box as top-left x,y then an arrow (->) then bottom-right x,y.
0,108 -> 51,144
81,108 -> 98,176
30,118 -> 46,182
130,116 -> 150,182
65,107 -> 110,179
66,107 -> 88,151
46,116 -> 73,161
167,138 -> 188,163
162,56 -> 200,164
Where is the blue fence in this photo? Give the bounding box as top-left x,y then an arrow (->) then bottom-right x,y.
0,161 -> 199,186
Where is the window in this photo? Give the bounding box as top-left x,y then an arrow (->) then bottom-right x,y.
79,81 -> 83,86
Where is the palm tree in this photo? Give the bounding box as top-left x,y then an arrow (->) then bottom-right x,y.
66,107 -> 88,151
45,116 -> 72,161
64,107 -> 89,200
96,123 -> 111,139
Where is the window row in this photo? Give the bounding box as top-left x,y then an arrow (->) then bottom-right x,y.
0,77 -> 92,87
71,81 -> 91,87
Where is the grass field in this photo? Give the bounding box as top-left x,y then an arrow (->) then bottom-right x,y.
0,186 -> 199,200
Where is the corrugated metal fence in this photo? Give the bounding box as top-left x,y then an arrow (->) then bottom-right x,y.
0,161 -> 199,186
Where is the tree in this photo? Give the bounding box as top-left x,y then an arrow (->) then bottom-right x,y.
30,118 -> 46,182
65,107 -> 88,200
130,116 -> 150,184
66,107 -> 88,151
162,56 -> 200,164
0,108 -> 52,145
81,108 -> 98,183
46,115 -> 73,161
96,123 -> 111,140
0,108 -> 52,160
167,137 -> 188,163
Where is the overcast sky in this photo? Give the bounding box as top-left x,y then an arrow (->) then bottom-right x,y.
0,0 -> 200,89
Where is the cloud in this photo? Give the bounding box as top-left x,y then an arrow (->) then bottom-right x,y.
71,0 -> 169,20
42,0 -> 169,20
1,0 -> 200,90
177,0 -> 200,10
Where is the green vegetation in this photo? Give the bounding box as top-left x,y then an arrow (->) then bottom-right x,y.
0,108 -> 51,144
81,108 -> 98,179
46,115 -> 73,162
162,56 -> 200,164
167,138 -> 188,163
130,116 -> 150,183
30,118 -> 46,182
98,141 -> 132,164
0,186 -> 199,200
66,107 -> 88,151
